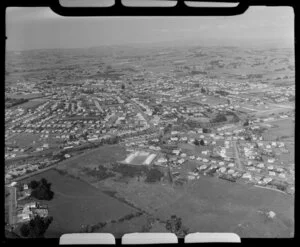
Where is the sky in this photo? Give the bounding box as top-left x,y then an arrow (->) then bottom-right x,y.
6,5 -> 294,51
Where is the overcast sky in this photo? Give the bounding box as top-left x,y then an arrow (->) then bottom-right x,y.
6,6 -> 294,51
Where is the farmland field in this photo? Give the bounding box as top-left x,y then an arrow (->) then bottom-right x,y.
7,133 -> 41,147
93,171 -> 294,238
19,169 -> 138,238
57,144 -> 128,173
18,99 -> 46,110
195,95 -> 227,106
154,175 -> 294,238
47,141 -> 294,238
5,93 -> 43,99
262,119 -> 294,141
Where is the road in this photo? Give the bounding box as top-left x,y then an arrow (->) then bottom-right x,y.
232,141 -> 243,170
120,95 -> 156,130
7,186 -> 17,225
92,98 -> 104,113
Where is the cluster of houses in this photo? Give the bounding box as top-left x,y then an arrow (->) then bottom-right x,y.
17,201 -> 49,224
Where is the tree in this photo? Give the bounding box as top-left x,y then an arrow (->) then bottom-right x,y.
141,217 -> 155,232
203,128 -> 211,133
121,84 -> 125,90
194,140 -> 200,146
30,178 -> 54,201
20,215 -> 53,238
80,224 -> 93,233
165,215 -> 189,237
211,114 -> 227,123
29,180 -> 39,190
243,120 -> 250,126
20,223 -> 30,237
199,139 -> 205,146
201,87 -> 206,94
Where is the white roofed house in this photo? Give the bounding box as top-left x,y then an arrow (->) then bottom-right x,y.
199,164 -> 208,170
218,167 -> 227,173
178,159 -> 185,164
269,171 -> 276,176
278,173 -> 286,179
242,172 -> 252,179
263,177 -> 273,184
227,169 -> 235,174
157,157 -> 167,163
268,158 -> 275,163
180,153 -> 187,158
228,163 -> 235,168
257,163 -> 265,169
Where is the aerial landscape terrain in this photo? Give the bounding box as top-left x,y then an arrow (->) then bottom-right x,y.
5,44 -> 294,238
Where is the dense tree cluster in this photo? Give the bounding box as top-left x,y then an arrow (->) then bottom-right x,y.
202,128 -> 211,133
111,163 -> 148,178
165,215 -> 189,237
29,178 -> 54,201
163,124 -> 173,135
194,139 -> 205,146
5,97 -> 29,108
243,120 -> 250,126
83,166 -> 115,181
145,168 -> 164,183
211,114 -> 227,123
141,217 -> 156,232
215,90 -> 229,96
19,215 -> 53,238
